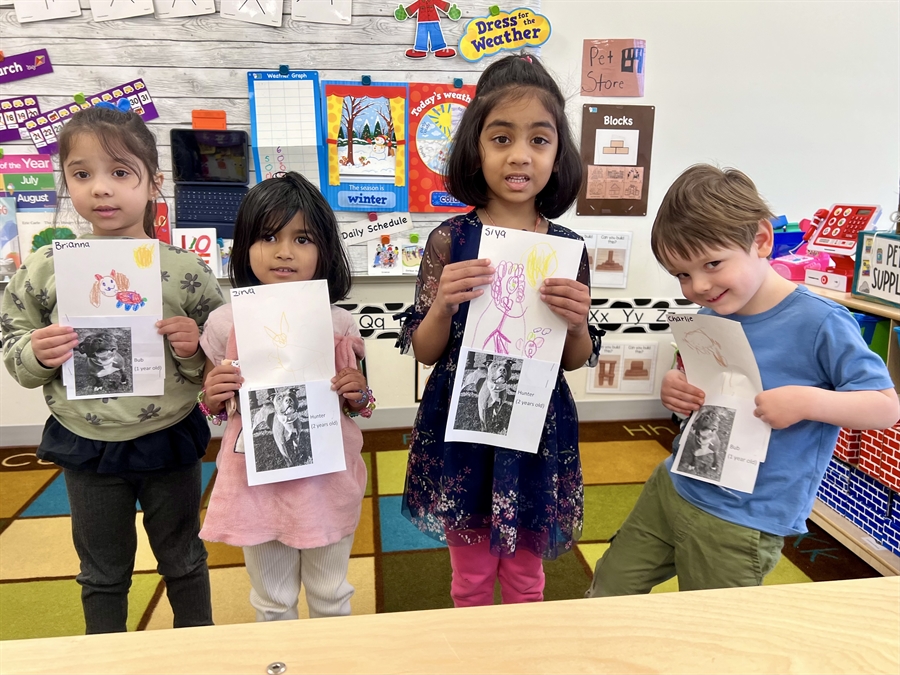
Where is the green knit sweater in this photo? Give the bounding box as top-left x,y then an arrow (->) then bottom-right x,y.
1,235 -> 225,441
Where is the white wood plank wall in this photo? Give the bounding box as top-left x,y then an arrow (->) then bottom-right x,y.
0,0 -> 541,230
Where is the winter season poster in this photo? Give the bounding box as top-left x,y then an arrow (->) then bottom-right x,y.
408,82 -> 475,213
53,239 -> 165,399
321,82 -> 409,212
445,227 -> 584,453
231,280 -> 346,486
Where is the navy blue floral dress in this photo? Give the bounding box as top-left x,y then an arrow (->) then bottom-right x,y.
397,211 -> 602,560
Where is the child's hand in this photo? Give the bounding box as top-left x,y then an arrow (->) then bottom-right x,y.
331,367 -> 368,407
157,317 -> 199,358
31,324 -> 79,368
204,363 -> 243,412
540,278 -> 591,335
432,259 -> 494,319
661,369 -> 705,415
754,386 -> 810,429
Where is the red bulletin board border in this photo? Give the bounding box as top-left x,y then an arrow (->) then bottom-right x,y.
408,82 -> 476,213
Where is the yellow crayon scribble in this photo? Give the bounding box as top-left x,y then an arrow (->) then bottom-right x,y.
133,244 -> 154,269
523,243 -> 559,288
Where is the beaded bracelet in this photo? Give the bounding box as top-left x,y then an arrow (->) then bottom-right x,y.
345,387 -> 376,419
197,389 -> 228,426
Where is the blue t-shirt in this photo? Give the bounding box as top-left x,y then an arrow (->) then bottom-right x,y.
666,286 -> 894,536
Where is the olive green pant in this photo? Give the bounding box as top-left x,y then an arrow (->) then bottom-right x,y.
587,463 -> 784,597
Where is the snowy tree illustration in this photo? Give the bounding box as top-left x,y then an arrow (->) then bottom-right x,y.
341,96 -> 375,166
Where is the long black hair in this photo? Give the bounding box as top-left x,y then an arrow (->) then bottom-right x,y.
229,172 -> 351,302
443,53 -> 583,219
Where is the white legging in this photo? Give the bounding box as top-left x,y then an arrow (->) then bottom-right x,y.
242,533 -> 355,621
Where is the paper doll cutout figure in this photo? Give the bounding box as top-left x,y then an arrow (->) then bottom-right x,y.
394,0 -> 462,59
683,329 -> 727,368
89,270 -> 147,311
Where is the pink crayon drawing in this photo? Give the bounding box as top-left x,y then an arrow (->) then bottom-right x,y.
89,270 -> 147,311
476,259 -> 527,354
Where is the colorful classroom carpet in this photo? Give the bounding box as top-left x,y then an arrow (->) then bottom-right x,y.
0,420 -> 879,640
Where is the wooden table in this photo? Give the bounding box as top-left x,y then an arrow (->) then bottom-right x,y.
2,578 -> 897,675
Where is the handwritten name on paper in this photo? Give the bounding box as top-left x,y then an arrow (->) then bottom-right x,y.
54,240 -> 90,250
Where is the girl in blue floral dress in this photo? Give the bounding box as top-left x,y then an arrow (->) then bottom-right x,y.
397,54 -> 602,607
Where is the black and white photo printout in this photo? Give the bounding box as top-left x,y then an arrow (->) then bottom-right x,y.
231,280 -> 345,486
445,227 -> 584,453
53,239 -> 164,399
667,312 -> 771,493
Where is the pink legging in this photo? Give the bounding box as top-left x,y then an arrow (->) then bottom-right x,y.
448,538 -> 545,607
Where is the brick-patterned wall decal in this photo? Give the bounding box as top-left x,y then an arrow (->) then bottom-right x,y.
337,298 -> 700,340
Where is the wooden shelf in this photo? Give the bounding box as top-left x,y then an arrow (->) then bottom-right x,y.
804,285 -> 900,321
810,499 -> 900,577
804,285 -> 900,577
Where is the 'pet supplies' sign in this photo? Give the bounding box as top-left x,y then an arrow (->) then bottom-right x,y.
458,8 -> 551,62
853,231 -> 900,309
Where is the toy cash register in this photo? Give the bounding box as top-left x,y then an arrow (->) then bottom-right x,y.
804,204 -> 882,292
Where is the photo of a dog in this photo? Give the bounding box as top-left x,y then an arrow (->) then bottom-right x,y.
676,405 -> 734,482
72,328 -> 133,396
248,385 -> 312,472
453,351 -> 521,436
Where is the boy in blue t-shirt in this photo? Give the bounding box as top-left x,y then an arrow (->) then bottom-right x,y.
588,164 -> 900,595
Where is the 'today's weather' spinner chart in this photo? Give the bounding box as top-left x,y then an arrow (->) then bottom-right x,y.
248,70 -> 325,188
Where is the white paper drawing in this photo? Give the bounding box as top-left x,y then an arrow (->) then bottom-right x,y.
231,280 -> 344,485
153,0 -> 216,19
446,228 -> 585,453
463,227 -> 584,361
90,0 -> 155,22
54,239 -> 163,318
13,0 -> 81,23
232,281 -> 334,385
667,311 -> 771,491
220,0 -> 283,26
292,0 -> 351,24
